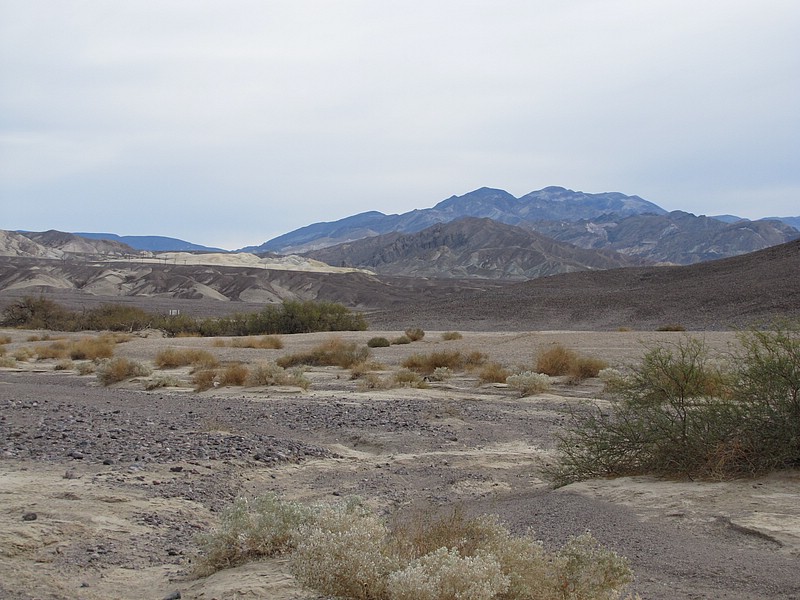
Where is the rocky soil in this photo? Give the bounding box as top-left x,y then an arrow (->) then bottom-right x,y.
1,329 -> 799,599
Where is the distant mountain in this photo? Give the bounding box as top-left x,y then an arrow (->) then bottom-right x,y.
306,217 -> 641,279
712,215 -> 800,230
532,211 -> 800,264
19,230 -> 136,256
74,232 -> 224,252
245,186 -> 666,254
765,216 -> 800,231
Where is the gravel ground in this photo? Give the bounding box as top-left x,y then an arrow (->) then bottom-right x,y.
1,331 -> 799,599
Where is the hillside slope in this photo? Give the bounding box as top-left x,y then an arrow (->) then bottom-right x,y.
306,217 -> 641,279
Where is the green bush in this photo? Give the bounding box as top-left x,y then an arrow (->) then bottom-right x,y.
552,325 -> 800,485
391,335 -> 412,345
368,336 -> 391,348
1,297 -> 367,336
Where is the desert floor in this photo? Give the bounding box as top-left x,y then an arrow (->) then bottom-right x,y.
1,328 -> 799,600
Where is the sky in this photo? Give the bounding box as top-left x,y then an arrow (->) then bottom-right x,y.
1,1 -> 798,250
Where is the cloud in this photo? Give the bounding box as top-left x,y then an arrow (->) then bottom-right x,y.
1,0 -> 798,248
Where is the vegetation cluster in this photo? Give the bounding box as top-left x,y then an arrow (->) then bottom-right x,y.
0,296 -> 367,336
195,494 -> 635,600
554,324 -> 800,484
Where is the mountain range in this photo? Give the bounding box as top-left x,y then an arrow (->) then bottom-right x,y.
243,186 -> 799,267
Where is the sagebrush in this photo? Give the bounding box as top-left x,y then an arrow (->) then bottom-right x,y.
196,495 -> 635,600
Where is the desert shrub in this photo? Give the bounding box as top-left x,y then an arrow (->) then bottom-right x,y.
568,356 -> 609,382
429,367 -> 452,382
404,328 -> 425,342
81,304 -> 155,331
656,323 -> 686,332
0,296 -> 72,329
506,371 -> 551,396
13,347 -> 35,361
35,341 -> 69,360
368,336 -> 391,348
0,333 -> 12,344
0,356 -> 16,368
731,324 -> 800,471
441,331 -> 463,341
96,358 -> 151,386
246,361 -> 310,389
536,344 -> 607,382
535,344 -> 578,376
195,493 -> 315,576
551,333 -> 788,485
196,495 -> 634,599
391,335 -> 412,345
350,361 -> 383,380
191,369 -> 218,392
393,369 -> 428,388
75,361 -> 96,375
211,338 -> 227,348
219,363 -> 249,386
292,500 -> 400,600
155,347 -> 219,370
402,350 -> 485,375
68,337 -> 115,360
1,296 -> 366,336
144,375 -> 182,390
388,547 -> 508,600
479,362 -> 510,384
53,359 -> 74,371
358,372 -> 391,390
229,335 -> 284,349
277,338 -> 369,369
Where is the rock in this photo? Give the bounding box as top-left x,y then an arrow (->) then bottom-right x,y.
162,591 -> 181,600
22,512 -> 37,521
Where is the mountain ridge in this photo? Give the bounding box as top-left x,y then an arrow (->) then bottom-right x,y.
305,217 -> 642,279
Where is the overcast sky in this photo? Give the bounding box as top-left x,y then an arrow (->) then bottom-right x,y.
1,1 -> 798,250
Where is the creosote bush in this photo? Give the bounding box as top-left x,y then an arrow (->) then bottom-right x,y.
368,336 -> 391,348
96,358 -> 151,386
404,327 -> 425,342
155,348 -> 219,370
553,324 -> 800,485
535,344 -> 607,381
245,361 -> 310,389
402,350 -> 487,375
228,335 -> 284,349
479,362 -> 511,384
196,495 -> 635,600
277,337 -> 369,369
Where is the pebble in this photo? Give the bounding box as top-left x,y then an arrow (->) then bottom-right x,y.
22,512 -> 37,521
